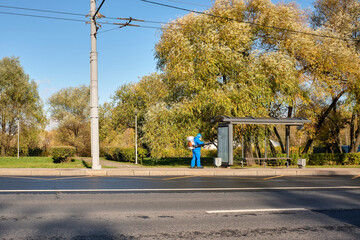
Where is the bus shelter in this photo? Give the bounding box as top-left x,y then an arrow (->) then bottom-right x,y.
213,116 -> 311,166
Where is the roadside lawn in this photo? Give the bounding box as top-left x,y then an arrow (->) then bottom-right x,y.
0,157 -> 90,168
134,158 -> 360,168
0,156 -> 359,168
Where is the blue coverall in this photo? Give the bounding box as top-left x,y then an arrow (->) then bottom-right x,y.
191,133 -> 204,168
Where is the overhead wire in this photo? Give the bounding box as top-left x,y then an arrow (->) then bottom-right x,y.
0,3 -> 181,30
3,1 -> 345,40
0,4 -> 86,17
0,2 -> 355,40
0,11 -> 90,23
140,0 -> 355,42
161,0 -> 210,8
0,10 -> 166,32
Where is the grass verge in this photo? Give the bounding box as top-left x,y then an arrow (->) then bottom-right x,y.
1,156 -> 359,169
0,157 -> 90,168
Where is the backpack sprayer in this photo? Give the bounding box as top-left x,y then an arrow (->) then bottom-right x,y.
186,136 -> 195,150
186,136 -> 211,150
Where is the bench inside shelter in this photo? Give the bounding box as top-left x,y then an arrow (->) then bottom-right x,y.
242,157 -> 293,167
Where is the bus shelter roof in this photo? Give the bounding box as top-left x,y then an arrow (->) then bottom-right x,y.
213,115 -> 310,126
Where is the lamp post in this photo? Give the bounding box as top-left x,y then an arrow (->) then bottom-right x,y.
135,109 -> 138,164
17,119 -> 20,159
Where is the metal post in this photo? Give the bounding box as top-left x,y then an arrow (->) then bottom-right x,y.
17,119 -> 20,159
286,125 -> 290,157
241,135 -> 244,160
264,131 -> 267,158
135,109 -> 138,164
90,0 -> 101,169
286,125 -> 290,168
228,124 -> 233,166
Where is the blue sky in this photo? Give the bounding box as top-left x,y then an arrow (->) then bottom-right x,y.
0,0 -> 314,107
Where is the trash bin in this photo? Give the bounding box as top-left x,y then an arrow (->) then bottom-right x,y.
214,158 -> 222,167
297,159 -> 306,168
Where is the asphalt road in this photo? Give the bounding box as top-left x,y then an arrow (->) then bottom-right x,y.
0,175 -> 359,239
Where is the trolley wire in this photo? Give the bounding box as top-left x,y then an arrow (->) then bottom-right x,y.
0,4 -> 85,17
0,4 -> 181,26
0,10 -> 165,32
161,0 -> 210,8
2,1 -> 354,41
141,0 -> 355,41
0,11 -> 90,23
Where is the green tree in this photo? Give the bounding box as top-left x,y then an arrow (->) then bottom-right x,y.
298,0 -> 360,153
150,0 -> 305,157
246,0 -> 360,153
0,57 -> 46,156
311,0 -> 360,152
48,85 -> 91,156
100,73 -> 169,148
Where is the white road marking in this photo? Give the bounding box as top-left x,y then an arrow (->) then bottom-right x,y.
0,186 -> 359,193
206,208 -> 308,214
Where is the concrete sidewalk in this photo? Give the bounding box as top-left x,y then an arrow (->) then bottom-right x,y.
0,167 -> 360,176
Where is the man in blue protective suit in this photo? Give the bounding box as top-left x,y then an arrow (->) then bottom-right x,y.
191,133 -> 204,168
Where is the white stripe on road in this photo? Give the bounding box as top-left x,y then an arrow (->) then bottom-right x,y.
0,186 -> 359,193
206,208 -> 308,214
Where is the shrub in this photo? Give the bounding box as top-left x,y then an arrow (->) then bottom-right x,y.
345,153 -> 360,165
102,146 -> 119,161
202,149 -> 217,158
308,153 -> 341,165
50,146 -> 76,163
118,147 -> 148,163
307,153 -> 360,165
103,146 -> 147,163
28,147 -> 44,156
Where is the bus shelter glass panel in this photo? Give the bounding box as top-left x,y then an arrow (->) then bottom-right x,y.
217,124 -> 233,165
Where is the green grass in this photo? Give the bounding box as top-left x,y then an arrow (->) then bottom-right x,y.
0,157 -> 90,168
1,156 -> 359,169
141,157 -> 360,168
302,165 -> 360,168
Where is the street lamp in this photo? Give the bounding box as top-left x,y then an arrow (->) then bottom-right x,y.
17,119 -> 20,159
135,109 -> 138,165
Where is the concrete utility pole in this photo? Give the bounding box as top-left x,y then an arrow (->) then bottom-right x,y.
90,0 -> 101,169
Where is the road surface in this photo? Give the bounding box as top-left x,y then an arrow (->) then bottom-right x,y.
0,175 -> 359,239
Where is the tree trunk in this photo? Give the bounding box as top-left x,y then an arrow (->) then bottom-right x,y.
254,135 -> 261,158
350,111 -> 356,151
302,90 -> 346,154
268,138 -> 277,157
350,126 -> 360,153
1,127 -> 6,156
244,135 -> 255,166
273,127 -> 285,153
349,109 -> 359,153
265,126 -> 277,157
0,136 -> 5,156
353,129 -> 360,153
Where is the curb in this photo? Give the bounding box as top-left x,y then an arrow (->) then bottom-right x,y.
0,168 -> 359,176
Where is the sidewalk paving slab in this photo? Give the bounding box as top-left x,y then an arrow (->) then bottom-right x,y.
86,170 -> 107,176
31,169 -> 61,176
233,170 -> 258,176
0,167 -> 359,176
275,169 -> 297,175
0,169 -> 32,176
149,170 -> 186,176
60,170 -> 86,176
133,170 -> 151,176
106,170 -> 136,176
